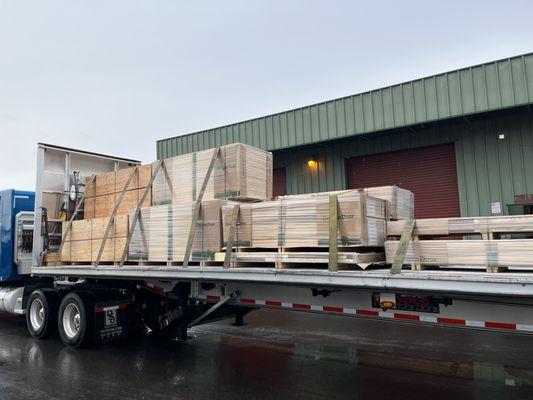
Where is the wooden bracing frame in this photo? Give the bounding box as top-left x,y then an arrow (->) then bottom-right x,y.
182,147 -> 221,267
328,194 -> 339,272
118,160 -> 163,268
223,204 -> 240,269
390,219 -> 415,275
94,166 -> 138,266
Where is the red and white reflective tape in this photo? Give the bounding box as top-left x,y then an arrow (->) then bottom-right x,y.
197,294 -> 533,333
95,304 -> 127,313
146,282 -> 166,294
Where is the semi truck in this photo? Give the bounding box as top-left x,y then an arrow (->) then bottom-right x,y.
1,142 -> 533,348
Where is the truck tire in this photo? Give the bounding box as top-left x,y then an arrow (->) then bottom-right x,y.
26,289 -> 60,339
57,292 -> 95,348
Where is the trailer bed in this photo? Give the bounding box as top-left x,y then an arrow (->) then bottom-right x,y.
32,265 -> 533,297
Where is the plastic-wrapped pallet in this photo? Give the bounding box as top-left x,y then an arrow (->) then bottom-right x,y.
152,143 -> 273,205
276,186 -> 414,221
61,216 -> 128,262
385,239 -> 533,268
128,200 -> 228,262
84,164 -> 152,219
222,193 -> 387,248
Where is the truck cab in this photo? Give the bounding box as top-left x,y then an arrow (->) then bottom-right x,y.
0,189 -> 35,283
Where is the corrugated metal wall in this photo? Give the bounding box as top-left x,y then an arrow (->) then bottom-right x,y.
157,53 -> 533,157
274,109 -> 533,217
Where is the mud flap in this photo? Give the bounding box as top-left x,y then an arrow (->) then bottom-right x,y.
94,300 -> 131,344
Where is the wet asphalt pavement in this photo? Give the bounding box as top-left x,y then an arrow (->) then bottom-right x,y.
1,309 -> 533,400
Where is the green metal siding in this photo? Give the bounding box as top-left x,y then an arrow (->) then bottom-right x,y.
157,53 -> 533,158
274,110 -> 533,217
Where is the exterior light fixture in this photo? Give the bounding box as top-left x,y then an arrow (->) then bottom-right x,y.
307,157 -> 317,168
498,133 -> 505,140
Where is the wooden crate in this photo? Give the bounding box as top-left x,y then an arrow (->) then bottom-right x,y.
152,143 -> 273,205
84,164 -> 152,219
276,186 -> 414,221
61,216 -> 128,263
222,193 -> 387,249
128,200 -> 229,262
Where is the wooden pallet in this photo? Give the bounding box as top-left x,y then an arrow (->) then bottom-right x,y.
214,248 -> 384,270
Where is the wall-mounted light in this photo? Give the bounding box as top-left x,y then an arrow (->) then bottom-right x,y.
498,133 -> 505,140
307,157 -> 317,168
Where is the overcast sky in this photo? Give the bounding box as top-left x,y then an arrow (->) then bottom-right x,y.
1,0 -> 532,191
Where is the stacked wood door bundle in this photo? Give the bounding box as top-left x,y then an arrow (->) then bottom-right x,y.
385,239 -> 533,268
388,215 -> 533,237
84,164 -> 153,219
364,186 -> 414,220
61,216 -> 128,262
386,215 -> 533,270
128,200 -> 230,262
276,186 -> 414,221
152,143 -> 273,205
222,192 -> 388,249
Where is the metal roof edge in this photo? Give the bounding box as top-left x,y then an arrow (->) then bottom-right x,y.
157,51 -> 533,144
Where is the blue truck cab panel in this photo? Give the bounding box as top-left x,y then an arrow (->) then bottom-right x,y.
0,189 -> 35,282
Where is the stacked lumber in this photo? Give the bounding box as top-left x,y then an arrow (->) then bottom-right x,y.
277,186 -> 413,221
385,239 -> 533,268
222,192 -> 387,249
386,215 -> 533,271
152,143 -> 273,205
61,216 -> 128,262
84,164 -> 152,219
388,215 -> 533,237
128,200 -> 230,262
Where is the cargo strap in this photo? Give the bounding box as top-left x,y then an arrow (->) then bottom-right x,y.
119,160 -> 163,268
183,147 -> 221,268
328,194 -> 339,272
95,166 -> 138,267
390,219 -> 416,275
58,174 -> 96,255
223,204 -> 240,269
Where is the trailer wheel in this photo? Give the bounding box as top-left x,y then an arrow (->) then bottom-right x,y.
26,289 -> 60,339
58,292 -> 95,348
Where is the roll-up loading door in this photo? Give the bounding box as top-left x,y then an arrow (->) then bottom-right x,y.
346,143 -> 461,219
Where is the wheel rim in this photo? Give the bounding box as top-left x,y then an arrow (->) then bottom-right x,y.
29,298 -> 45,331
63,303 -> 81,339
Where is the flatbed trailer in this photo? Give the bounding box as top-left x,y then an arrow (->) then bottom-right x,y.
4,143 -> 531,348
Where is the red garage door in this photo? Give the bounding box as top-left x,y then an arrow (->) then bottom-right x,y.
346,144 -> 461,218
273,167 -> 287,197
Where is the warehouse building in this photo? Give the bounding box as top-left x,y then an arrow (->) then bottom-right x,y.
157,53 -> 533,219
